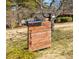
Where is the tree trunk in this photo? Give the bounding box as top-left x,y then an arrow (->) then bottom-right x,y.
51,19 -> 54,31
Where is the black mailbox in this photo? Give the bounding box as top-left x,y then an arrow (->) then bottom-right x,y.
27,19 -> 43,26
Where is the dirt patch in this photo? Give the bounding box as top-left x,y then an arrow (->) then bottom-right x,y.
6,27 -> 28,39
54,22 -> 73,31
6,22 -> 72,39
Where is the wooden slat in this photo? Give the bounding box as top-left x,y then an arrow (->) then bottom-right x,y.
28,21 -> 52,51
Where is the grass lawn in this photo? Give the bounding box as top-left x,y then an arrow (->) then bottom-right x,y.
6,28 -> 73,59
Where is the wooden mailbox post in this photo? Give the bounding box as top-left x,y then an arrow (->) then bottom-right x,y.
28,20 -> 52,51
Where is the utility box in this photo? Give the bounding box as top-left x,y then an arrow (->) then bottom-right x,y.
27,19 -> 51,51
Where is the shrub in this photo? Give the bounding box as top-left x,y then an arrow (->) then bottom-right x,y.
55,16 -> 73,23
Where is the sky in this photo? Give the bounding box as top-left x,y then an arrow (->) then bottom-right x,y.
43,0 -> 61,8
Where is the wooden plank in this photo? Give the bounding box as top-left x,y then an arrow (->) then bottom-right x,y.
28,21 -> 52,51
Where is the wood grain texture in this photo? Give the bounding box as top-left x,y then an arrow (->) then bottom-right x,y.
28,21 -> 52,51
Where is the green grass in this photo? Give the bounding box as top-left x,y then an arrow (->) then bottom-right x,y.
7,29 -> 73,59
52,30 -> 72,42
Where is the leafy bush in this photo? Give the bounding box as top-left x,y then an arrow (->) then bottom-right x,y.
55,16 -> 73,23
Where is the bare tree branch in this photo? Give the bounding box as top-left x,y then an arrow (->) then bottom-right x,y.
49,0 -> 55,7
55,0 -> 63,17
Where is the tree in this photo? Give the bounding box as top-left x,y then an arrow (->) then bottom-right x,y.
35,0 -> 63,31
14,0 -> 39,26
6,0 -> 63,28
